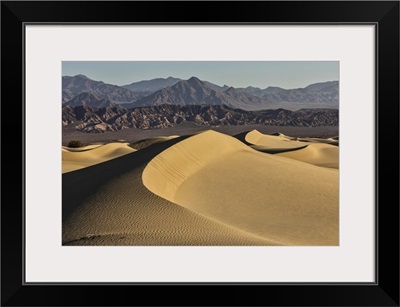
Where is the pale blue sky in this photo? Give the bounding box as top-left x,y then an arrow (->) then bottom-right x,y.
62,61 -> 339,89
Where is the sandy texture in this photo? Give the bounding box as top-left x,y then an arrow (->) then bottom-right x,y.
143,131 -> 338,245
62,143 -> 136,173
277,143 -> 339,169
245,130 -> 309,152
62,137 -> 277,246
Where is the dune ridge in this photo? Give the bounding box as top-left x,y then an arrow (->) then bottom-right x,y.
62,142 -> 136,173
62,144 -> 103,152
143,130 -> 338,245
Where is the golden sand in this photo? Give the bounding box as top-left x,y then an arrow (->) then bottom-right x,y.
245,129 -> 307,149
62,143 -> 136,173
142,131 -> 338,245
277,142 -> 339,169
244,130 -> 339,168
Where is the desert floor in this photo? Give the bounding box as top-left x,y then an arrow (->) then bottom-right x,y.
62,125 -> 338,246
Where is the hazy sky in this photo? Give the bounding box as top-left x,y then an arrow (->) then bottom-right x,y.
62,61 -> 339,89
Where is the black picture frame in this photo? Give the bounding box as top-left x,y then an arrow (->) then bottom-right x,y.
1,1 -> 399,306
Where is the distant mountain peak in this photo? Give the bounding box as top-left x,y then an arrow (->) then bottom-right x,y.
246,86 -> 261,90
266,86 -> 284,90
75,74 -> 90,79
133,78 -> 264,110
122,77 -> 182,94
185,77 -> 207,90
187,76 -> 202,84
62,75 -> 139,106
304,80 -> 338,90
224,87 -> 240,95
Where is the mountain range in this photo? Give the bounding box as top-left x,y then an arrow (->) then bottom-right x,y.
62,75 -> 339,111
62,74 -> 142,104
62,104 -> 339,133
133,77 -> 265,110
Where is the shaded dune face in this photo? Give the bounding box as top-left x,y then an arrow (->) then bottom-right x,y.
62,143 -> 136,173
142,131 -> 338,246
130,135 -> 179,150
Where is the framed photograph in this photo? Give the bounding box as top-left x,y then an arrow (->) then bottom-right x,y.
2,1 -> 399,306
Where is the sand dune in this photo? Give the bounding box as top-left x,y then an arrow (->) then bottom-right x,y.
249,144 -> 308,154
244,130 -> 309,152
62,143 -> 136,173
271,132 -> 299,140
62,144 -> 103,152
130,135 -> 179,151
63,137 -> 277,246
297,137 -> 338,146
63,130 -> 338,246
277,143 -> 339,169
242,130 -> 339,168
143,130 -> 338,246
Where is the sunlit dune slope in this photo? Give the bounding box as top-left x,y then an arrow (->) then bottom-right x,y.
143,130 -> 338,246
243,130 -> 339,168
244,130 -> 308,152
277,143 -> 339,169
62,143 -> 136,173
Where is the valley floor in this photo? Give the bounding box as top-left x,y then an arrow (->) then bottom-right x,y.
62,124 -> 338,146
